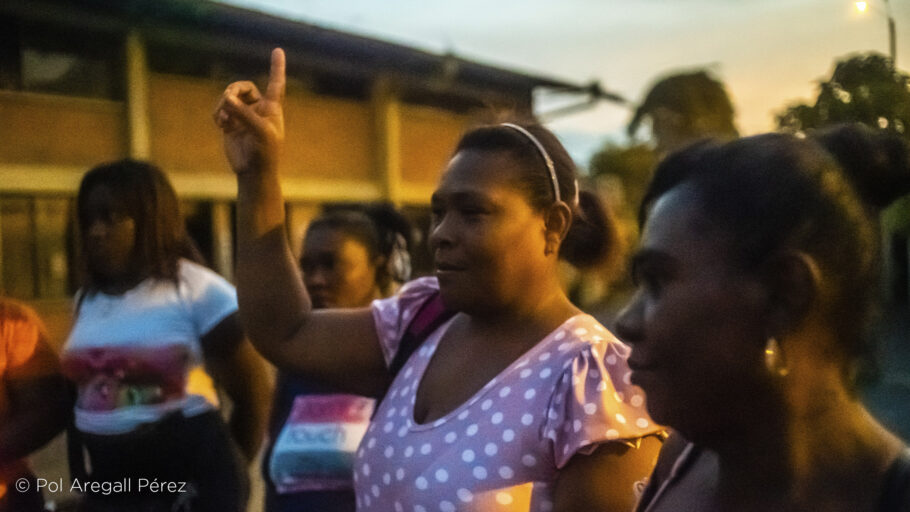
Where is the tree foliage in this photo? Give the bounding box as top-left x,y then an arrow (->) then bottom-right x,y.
629,71 -> 738,140
628,70 -> 739,155
777,53 -> 910,139
588,142 -> 657,229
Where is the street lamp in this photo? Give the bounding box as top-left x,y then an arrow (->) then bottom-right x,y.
855,0 -> 897,63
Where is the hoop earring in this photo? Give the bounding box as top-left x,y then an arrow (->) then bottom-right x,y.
764,337 -> 789,377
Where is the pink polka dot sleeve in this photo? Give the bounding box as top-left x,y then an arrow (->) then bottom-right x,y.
370,277 -> 440,367
545,339 -> 662,469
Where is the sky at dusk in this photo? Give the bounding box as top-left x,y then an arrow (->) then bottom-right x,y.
219,0 -> 908,165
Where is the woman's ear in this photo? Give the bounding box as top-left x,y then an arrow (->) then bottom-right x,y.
761,250 -> 821,337
543,202 -> 573,255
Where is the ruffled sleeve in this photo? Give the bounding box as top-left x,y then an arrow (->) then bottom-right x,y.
544,335 -> 662,469
370,277 -> 440,367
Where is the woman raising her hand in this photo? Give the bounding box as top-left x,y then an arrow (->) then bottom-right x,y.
216,48 -> 662,511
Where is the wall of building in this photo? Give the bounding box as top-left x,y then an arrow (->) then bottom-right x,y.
0,14 -> 494,347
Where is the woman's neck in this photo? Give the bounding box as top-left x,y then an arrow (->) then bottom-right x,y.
708,369 -> 903,509
95,271 -> 148,295
469,285 -> 578,332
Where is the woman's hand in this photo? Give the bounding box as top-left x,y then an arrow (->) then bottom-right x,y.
214,48 -> 286,176
219,49 -> 388,396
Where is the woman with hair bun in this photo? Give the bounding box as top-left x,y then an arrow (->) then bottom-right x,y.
216,48 -> 662,511
616,124 -> 910,511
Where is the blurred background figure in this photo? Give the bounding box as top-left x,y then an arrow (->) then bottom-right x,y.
300,205 -> 413,309
583,69 -> 741,326
63,159 -> 269,512
263,203 -> 413,512
627,70 -> 739,157
0,298 -> 69,512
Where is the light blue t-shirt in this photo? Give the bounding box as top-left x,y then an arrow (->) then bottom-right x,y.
63,259 -> 237,434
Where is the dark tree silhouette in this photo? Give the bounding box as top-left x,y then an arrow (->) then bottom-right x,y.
777,53 -> 910,139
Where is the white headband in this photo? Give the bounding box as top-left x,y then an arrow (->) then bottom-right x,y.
500,123 -> 562,204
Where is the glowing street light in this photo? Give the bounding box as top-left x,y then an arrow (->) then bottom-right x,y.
855,0 -> 897,63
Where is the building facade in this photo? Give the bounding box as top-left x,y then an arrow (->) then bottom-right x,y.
0,0 -> 592,343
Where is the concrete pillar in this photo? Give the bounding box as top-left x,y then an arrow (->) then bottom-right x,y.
125,30 -> 151,160
372,76 -> 402,205
212,201 -> 234,282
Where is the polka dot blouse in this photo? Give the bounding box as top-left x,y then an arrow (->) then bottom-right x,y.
358,277 -> 660,511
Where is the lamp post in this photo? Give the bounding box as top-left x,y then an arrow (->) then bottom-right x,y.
856,0 -> 897,63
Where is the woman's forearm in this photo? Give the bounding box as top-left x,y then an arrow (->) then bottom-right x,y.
223,343 -> 271,462
217,49 -> 310,360
234,171 -> 313,360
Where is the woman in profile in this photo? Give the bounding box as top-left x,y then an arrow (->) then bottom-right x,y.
616,125 -> 910,511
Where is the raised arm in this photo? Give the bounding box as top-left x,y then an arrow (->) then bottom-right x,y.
214,48 -> 387,396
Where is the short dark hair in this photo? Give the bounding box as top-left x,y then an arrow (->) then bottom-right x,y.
454,123 -> 621,270
639,124 -> 910,380
77,159 -> 195,291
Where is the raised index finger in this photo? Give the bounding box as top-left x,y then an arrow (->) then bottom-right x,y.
265,48 -> 286,103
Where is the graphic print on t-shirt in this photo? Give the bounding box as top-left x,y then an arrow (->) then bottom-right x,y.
62,344 -> 190,410
270,394 -> 375,493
